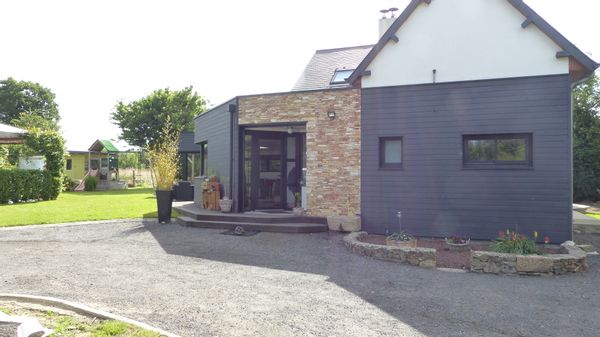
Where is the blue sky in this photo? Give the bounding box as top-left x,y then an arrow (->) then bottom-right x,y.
0,0 -> 598,151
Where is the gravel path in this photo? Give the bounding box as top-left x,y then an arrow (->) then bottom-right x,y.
0,220 -> 598,337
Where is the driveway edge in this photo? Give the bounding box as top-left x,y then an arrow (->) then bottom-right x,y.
0,293 -> 181,337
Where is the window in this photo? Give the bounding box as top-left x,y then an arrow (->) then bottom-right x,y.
330,69 -> 354,85
200,142 -> 208,176
66,159 -> 72,170
463,133 -> 532,168
379,137 -> 403,169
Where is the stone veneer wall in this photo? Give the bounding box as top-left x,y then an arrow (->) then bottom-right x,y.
238,88 -> 360,217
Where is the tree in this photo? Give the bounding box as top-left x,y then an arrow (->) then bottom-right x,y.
111,87 -> 207,148
0,77 -> 60,128
573,74 -> 600,201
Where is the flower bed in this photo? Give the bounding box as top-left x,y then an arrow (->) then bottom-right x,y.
345,232 -> 588,275
471,242 -> 587,276
344,232 -> 436,268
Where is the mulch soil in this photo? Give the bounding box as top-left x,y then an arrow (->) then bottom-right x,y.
358,234 -> 561,270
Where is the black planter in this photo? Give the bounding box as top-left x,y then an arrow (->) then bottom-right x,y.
156,190 -> 173,223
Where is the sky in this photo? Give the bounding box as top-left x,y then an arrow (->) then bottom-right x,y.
0,0 -> 598,151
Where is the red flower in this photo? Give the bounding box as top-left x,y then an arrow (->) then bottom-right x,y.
544,236 -> 550,244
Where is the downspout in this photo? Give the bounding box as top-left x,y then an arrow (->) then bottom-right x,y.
229,101 -> 236,204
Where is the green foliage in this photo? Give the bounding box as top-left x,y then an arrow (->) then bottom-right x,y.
62,175 -> 77,192
84,175 -> 97,191
490,230 -> 541,255
111,86 -> 207,148
119,152 -> 142,169
12,112 -> 59,131
0,77 -> 60,126
0,146 -> 11,168
0,168 -> 55,203
24,128 -> 65,199
573,75 -> 600,201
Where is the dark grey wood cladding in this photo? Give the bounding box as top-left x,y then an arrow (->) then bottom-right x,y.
194,98 -> 238,198
361,75 -> 573,242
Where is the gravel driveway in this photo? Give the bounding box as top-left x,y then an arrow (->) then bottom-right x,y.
0,220 -> 598,337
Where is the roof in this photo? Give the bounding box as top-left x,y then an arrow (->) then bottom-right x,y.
292,45 -> 373,91
0,123 -> 26,144
347,0 -> 599,85
88,139 -> 119,153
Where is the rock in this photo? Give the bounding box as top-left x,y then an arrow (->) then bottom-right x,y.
577,244 -> 595,253
561,241 -> 576,247
516,255 -> 554,274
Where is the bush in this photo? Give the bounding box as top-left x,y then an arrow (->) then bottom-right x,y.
490,230 -> 541,255
84,175 -> 97,191
0,168 -> 54,203
62,176 -> 78,192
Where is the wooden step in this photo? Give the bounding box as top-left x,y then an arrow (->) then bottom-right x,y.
175,205 -> 327,225
176,216 -> 328,233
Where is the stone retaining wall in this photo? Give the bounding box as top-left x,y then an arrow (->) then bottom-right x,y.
471,243 -> 587,276
344,232 -> 436,268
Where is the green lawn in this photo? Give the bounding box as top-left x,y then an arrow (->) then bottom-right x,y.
0,188 -> 176,227
589,213 -> 600,220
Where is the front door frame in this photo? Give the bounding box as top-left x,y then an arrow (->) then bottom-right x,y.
246,130 -> 287,210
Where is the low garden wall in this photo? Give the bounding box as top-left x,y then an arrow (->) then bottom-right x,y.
471,242 -> 587,276
344,231 -> 436,268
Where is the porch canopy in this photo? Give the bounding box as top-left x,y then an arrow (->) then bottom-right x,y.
0,123 -> 26,144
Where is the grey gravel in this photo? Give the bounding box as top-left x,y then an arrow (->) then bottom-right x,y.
0,220 -> 599,337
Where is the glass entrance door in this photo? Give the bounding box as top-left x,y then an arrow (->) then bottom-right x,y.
242,130 -> 305,211
256,137 -> 283,209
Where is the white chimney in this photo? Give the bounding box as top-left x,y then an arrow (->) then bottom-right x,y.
378,7 -> 399,38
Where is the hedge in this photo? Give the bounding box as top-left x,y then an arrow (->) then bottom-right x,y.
0,168 -> 55,204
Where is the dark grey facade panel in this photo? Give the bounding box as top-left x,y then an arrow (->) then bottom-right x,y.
361,74 -> 572,242
194,98 -> 237,194
178,132 -> 201,153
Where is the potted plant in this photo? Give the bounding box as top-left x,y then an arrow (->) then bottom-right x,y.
219,176 -> 233,213
445,235 -> 471,251
385,231 -> 417,248
293,192 -> 304,216
148,119 -> 180,224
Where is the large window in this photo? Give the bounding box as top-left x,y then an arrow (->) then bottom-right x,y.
463,133 -> 532,168
200,142 -> 208,176
379,137 -> 403,169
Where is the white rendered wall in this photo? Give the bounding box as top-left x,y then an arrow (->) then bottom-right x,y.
361,0 -> 569,88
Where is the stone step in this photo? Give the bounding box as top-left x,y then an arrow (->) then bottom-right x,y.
175,206 -> 327,225
176,216 -> 328,233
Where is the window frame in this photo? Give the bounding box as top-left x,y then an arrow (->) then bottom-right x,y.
379,136 -> 404,170
200,141 -> 208,176
462,133 -> 533,169
329,69 -> 354,85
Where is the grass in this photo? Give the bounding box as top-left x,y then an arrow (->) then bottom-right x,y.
588,213 -> 600,220
0,188 -> 178,227
0,303 -> 161,337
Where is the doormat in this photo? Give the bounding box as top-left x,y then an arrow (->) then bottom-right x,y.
221,226 -> 260,237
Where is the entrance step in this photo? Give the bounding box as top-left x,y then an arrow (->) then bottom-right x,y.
174,204 -> 327,225
176,216 -> 328,233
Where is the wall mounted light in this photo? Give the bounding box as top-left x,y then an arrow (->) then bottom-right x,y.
327,111 -> 336,120
287,126 -> 293,134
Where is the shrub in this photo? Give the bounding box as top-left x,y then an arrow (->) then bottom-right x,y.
84,175 -> 97,191
62,176 -> 77,192
490,230 -> 541,255
0,168 -> 54,203
387,231 -> 413,242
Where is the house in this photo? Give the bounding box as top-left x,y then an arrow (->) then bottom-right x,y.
190,0 -> 598,242
0,123 -> 25,144
67,139 -> 126,190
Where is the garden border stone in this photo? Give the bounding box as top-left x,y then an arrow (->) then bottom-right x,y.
470,242 -> 587,276
0,293 -> 180,337
343,232 -> 436,268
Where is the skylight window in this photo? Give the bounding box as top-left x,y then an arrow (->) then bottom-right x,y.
330,69 -> 354,85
